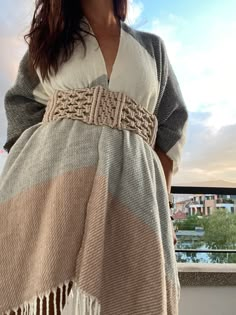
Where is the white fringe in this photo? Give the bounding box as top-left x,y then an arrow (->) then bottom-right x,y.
4,280 -> 101,315
60,283 -> 63,314
70,283 -> 101,315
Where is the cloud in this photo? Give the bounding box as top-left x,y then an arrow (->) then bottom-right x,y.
145,13 -> 236,184
126,0 -> 144,26
173,113 -> 236,184
148,14 -> 236,131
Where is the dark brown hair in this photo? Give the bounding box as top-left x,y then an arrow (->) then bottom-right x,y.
25,0 -> 128,80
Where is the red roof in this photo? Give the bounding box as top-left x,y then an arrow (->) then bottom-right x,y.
173,211 -> 187,220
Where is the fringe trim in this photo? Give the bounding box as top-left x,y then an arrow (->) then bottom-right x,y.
4,280 -> 101,315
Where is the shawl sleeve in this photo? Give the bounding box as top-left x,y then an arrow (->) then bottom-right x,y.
3,50 -> 48,153
153,37 -> 188,174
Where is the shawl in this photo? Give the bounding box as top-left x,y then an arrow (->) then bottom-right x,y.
1,19 -> 188,315
3,21 -> 187,173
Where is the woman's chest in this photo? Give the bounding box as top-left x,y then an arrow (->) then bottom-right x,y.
40,29 -> 160,114
95,33 -> 120,81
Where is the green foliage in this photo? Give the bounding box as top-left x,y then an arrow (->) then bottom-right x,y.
175,209 -> 236,263
203,209 -> 236,263
175,215 -> 205,230
203,209 -> 236,249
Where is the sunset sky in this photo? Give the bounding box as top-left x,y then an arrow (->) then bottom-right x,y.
0,0 -> 236,185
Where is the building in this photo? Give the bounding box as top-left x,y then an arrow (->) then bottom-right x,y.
173,210 -> 187,220
187,194 -> 236,216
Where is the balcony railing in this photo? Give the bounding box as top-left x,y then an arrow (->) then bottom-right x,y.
176,249 -> 236,254
171,186 -> 236,195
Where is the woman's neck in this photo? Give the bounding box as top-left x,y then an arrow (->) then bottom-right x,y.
81,0 -> 118,29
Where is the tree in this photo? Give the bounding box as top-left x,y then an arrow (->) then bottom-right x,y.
175,214 -> 204,230
203,209 -> 236,263
175,210 -> 236,263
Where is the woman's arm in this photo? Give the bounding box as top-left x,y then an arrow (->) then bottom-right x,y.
152,36 -> 188,245
3,50 -> 48,153
155,146 -> 177,245
155,147 -> 173,193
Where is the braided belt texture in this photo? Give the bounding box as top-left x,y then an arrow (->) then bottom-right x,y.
43,86 -> 158,148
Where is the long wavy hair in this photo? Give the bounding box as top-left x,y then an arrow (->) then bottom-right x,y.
25,0 -> 128,80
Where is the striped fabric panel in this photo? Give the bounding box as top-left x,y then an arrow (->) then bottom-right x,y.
0,118 -> 179,314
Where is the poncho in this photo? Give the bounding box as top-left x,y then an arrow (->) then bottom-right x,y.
0,17 -> 188,315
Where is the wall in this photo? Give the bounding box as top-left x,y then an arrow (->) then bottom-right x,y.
179,286 -> 236,315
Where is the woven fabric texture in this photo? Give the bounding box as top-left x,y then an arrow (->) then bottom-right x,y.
1,16 -> 188,315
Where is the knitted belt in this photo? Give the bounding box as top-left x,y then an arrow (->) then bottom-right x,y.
43,86 -> 158,148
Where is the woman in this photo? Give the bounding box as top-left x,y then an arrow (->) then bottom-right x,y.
0,0 -> 188,314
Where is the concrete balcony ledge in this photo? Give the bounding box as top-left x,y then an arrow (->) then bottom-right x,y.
178,263 -> 236,286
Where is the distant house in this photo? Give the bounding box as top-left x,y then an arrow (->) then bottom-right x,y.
188,194 -> 236,216
175,199 -> 191,213
173,210 -> 187,220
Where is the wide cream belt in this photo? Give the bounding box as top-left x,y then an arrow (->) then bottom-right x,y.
43,86 -> 158,148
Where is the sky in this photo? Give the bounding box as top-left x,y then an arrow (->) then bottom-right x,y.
0,0 -> 236,185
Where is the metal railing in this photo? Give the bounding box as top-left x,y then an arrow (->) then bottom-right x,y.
175,249 -> 236,253
171,186 -> 236,195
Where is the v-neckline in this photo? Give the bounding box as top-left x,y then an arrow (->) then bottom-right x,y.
82,16 -> 123,88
